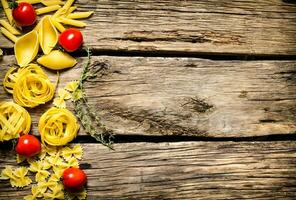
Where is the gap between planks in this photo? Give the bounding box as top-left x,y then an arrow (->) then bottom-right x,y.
2,48 -> 296,61
0,141 -> 296,199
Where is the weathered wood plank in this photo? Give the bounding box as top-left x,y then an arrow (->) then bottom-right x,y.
1,0 -> 296,55
0,55 -> 296,137
0,141 -> 296,199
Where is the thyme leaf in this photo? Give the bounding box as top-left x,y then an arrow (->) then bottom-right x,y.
73,47 -> 114,149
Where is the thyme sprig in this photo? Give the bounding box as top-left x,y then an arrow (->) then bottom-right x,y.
73,47 -> 114,149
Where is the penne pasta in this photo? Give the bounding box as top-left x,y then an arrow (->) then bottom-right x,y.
58,17 -> 86,27
0,20 -> 21,35
17,0 -> 41,4
51,18 -> 66,32
62,0 -> 75,11
65,6 -> 76,15
67,11 -> 93,19
36,5 -> 61,15
0,27 -> 18,43
41,0 -> 64,6
1,0 -> 13,24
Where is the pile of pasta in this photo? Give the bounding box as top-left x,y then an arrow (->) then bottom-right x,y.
0,144 -> 86,200
0,0 -> 94,199
3,64 -> 55,108
0,101 -> 31,141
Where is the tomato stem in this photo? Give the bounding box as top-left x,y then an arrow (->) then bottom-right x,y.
9,0 -> 18,9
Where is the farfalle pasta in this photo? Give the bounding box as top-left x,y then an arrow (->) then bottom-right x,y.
0,101 -> 31,141
0,166 -> 32,187
29,161 -> 51,182
12,64 -> 56,108
61,144 -> 83,161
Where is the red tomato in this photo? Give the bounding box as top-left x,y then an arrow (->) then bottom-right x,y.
15,134 -> 41,157
63,167 -> 87,190
12,2 -> 37,27
59,28 -> 83,52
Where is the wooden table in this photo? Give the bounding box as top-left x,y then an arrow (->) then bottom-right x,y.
1,0 -> 296,199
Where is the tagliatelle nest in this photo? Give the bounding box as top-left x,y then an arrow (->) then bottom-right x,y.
39,107 -> 80,146
0,101 -> 31,141
3,64 -> 56,108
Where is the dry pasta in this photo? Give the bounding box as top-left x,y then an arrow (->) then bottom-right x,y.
0,101 -> 31,141
1,0 -> 13,24
39,107 -> 80,146
12,64 -> 56,108
67,11 -> 94,19
36,5 -> 61,15
0,19 -> 21,35
41,0 -> 64,6
51,18 -> 66,32
58,17 -> 86,27
0,27 -> 18,42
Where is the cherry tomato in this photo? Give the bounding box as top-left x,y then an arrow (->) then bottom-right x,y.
63,167 -> 87,190
12,2 -> 37,27
15,134 -> 41,157
59,28 -> 83,52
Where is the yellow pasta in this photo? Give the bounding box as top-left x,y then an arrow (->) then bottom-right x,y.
61,144 -> 83,161
36,5 -> 61,15
67,11 -> 94,19
0,166 -> 32,187
0,19 -> 21,35
51,17 -> 66,32
52,7 -> 65,18
41,0 -> 64,6
65,6 -> 76,15
41,144 -> 58,156
1,0 -> 13,24
58,17 -> 87,27
67,188 -> 87,200
53,88 -> 72,108
39,107 -> 80,146
24,185 -> 41,200
44,184 -> 64,200
37,50 -> 77,70
0,101 -> 31,142
16,154 -> 35,164
65,80 -> 79,92
17,0 -> 41,4
0,166 -> 13,180
38,16 -> 58,54
29,161 -> 51,182
38,180 -> 59,193
3,66 -> 18,94
14,30 -> 39,67
66,157 -> 79,168
0,27 -> 18,43
12,64 -> 56,108
63,0 -> 75,11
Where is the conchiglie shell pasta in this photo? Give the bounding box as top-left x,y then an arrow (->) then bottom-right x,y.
14,30 -> 39,67
39,16 -> 58,54
37,50 -> 77,70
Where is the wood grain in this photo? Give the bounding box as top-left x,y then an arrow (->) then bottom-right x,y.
0,55 -> 296,137
1,0 -> 296,55
0,141 -> 296,199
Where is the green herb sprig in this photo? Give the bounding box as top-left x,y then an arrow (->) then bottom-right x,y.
73,47 -> 114,149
